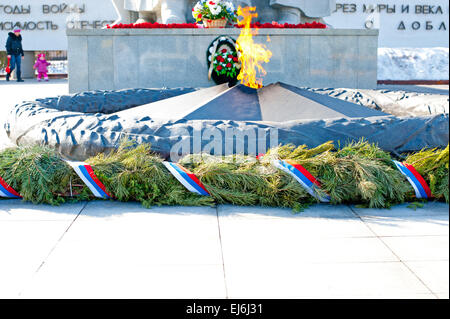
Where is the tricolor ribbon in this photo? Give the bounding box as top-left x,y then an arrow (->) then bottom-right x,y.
393,160 -> 432,199
0,176 -> 21,198
273,159 -> 330,202
163,162 -> 210,196
65,161 -> 111,199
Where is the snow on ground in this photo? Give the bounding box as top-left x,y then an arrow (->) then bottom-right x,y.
308,86 -> 449,117
0,79 -> 68,150
378,47 -> 449,81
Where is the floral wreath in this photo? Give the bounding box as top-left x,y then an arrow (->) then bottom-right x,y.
207,36 -> 241,85
212,48 -> 240,78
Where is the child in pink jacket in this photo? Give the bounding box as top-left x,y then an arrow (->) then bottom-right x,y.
33,53 -> 51,81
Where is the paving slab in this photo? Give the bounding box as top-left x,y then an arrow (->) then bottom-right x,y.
20,202 -> 226,298
218,204 -> 374,239
46,201 -> 224,266
0,219 -> 80,298
351,203 -> 449,237
224,262 -> 433,299
218,204 -> 358,219
437,292 -> 449,299
0,200 -> 86,221
21,264 -> 226,299
218,204 -> 447,298
404,261 -> 449,296
218,206 -> 396,266
351,202 -> 449,218
381,235 -> 449,262
0,200 -> 84,297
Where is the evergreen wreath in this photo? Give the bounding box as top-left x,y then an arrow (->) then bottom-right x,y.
0,139 -> 448,211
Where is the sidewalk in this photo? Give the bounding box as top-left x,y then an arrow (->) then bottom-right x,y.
0,80 -> 448,299
0,200 -> 448,298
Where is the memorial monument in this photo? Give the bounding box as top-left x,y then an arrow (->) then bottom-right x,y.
13,0 -> 444,160
2,0 -> 448,211
110,0 -> 335,24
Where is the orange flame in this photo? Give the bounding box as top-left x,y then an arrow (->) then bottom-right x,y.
236,6 -> 272,89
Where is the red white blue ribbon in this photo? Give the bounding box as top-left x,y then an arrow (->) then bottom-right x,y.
0,176 -> 21,198
273,159 -> 330,202
65,161 -> 111,199
163,162 -> 210,196
393,161 -> 432,199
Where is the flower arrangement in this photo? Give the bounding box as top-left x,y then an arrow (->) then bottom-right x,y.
212,47 -> 240,78
106,21 -> 327,30
192,0 -> 238,24
107,22 -> 199,29
236,21 -> 327,29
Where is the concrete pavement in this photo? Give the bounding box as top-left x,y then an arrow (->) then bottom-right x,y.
0,200 -> 448,299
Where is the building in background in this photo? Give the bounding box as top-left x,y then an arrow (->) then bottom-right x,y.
324,0 -> 449,81
0,0 -> 116,77
1,0 -> 449,80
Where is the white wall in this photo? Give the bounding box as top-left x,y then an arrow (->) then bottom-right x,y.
1,0 -> 449,51
324,0 -> 449,47
0,0 -> 116,50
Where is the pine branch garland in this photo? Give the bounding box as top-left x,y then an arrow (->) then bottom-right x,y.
0,139 -> 448,210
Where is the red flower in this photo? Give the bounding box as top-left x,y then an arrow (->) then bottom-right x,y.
221,49 -> 227,53
228,54 -> 233,59
198,14 -> 202,18
226,63 -> 232,68
233,57 -> 238,62
209,1 -> 216,5
217,65 -> 223,71
105,21 -> 326,29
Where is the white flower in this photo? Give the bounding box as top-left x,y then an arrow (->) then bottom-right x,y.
225,2 -> 234,12
194,2 -> 203,11
210,5 -> 222,15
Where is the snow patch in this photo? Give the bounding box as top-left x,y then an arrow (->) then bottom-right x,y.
307,87 -> 449,117
378,47 -> 449,81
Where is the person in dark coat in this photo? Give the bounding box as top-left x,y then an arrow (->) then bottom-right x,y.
5,27 -> 25,82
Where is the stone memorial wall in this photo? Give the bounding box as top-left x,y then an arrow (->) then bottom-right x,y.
325,0 -> 448,47
67,27 -> 378,92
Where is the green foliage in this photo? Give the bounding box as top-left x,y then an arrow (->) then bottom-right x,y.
0,139 -> 448,209
86,140 -> 214,207
405,145 -> 449,202
180,153 -> 313,209
0,145 -> 85,204
407,201 -> 425,210
263,140 -> 411,208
